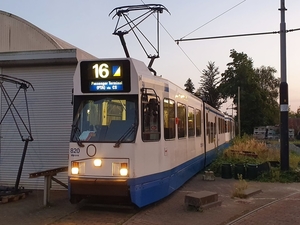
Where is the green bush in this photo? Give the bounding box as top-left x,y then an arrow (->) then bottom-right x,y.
208,135 -> 300,182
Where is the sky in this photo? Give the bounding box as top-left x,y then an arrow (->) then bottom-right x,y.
1,0 -> 300,114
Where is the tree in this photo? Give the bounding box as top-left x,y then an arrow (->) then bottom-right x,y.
219,49 -> 279,135
289,106 -> 300,118
254,66 -> 280,125
184,78 -> 195,94
196,61 -> 222,109
296,107 -> 300,118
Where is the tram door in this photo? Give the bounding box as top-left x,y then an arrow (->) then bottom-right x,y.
142,96 -> 160,141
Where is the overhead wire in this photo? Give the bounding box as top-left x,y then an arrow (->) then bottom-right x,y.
156,17 -> 203,74
139,0 -> 247,75
177,28 -> 300,42
180,0 -> 247,40
139,0 -> 201,74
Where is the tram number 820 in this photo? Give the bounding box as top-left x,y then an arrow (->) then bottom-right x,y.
70,148 -> 80,154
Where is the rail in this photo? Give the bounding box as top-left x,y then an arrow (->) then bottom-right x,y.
29,166 -> 68,206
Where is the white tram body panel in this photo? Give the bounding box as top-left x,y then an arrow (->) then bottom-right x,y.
68,58 -> 233,207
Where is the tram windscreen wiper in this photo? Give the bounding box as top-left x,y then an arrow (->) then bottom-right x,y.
114,123 -> 136,148
71,124 -> 84,147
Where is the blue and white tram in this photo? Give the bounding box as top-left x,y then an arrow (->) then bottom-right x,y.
68,57 -> 233,207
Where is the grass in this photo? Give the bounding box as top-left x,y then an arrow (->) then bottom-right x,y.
291,140 -> 300,146
208,135 -> 300,183
232,174 -> 248,198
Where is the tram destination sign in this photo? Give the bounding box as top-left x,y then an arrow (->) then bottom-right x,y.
80,60 -> 131,93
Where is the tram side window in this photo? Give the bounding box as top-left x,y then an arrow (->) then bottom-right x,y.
211,122 -> 214,143
188,107 -> 195,137
206,113 -> 210,143
214,117 -> 217,137
142,97 -> 161,141
221,118 -> 223,134
163,98 -> 175,140
195,109 -> 201,136
177,103 -> 186,138
214,118 -> 216,142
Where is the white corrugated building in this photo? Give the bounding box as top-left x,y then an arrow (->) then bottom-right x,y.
0,10 -> 97,190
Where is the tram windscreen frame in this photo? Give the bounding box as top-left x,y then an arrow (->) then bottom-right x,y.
80,60 -> 131,93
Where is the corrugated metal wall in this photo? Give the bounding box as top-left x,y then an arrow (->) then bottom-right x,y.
0,65 -> 74,190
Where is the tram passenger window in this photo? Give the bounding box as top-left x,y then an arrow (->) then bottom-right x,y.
188,107 -> 195,137
209,122 -> 211,143
177,103 -> 186,138
196,109 -> 201,136
142,97 -> 161,141
222,119 -> 224,134
222,119 -> 224,133
214,117 -> 217,140
163,98 -> 175,140
206,113 -> 210,143
211,122 -> 214,143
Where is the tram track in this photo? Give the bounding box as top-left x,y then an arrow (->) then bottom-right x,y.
227,191 -> 300,225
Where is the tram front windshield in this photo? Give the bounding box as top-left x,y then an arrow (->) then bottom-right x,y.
71,95 -> 137,143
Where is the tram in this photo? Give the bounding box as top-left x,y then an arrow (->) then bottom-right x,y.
68,58 -> 235,207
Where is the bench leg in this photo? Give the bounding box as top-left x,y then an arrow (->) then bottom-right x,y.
44,175 -> 51,206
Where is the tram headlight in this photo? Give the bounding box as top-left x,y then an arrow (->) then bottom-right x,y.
112,162 -> 129,176
93,159 -> 102,167
120,163 -> 128,176
71,161 -> 79,175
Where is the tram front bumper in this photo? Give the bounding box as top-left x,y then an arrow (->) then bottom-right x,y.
69,177 -> 130,197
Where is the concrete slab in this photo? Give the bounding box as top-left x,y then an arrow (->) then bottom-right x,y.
241,187 -> 262,198
185,191 -> 220,210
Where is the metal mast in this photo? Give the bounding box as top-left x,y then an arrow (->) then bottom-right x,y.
279,0 -> 289,171
0,74 -> 34,193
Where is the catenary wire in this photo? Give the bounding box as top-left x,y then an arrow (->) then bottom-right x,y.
176,28 -> 300,42
139,0 -> 249,75
180,0 -> 246,39
139,0 -> 202,74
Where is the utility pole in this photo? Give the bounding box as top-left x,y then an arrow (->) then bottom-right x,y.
238,86 -> 241,137
279,0 -> 289,171
226,104 -> 234,117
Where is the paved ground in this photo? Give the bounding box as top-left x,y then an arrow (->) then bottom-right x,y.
1,174 -> 300,225
123,176 -> 300,225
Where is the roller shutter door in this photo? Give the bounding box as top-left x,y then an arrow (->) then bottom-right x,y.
0,65 -> 74,190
